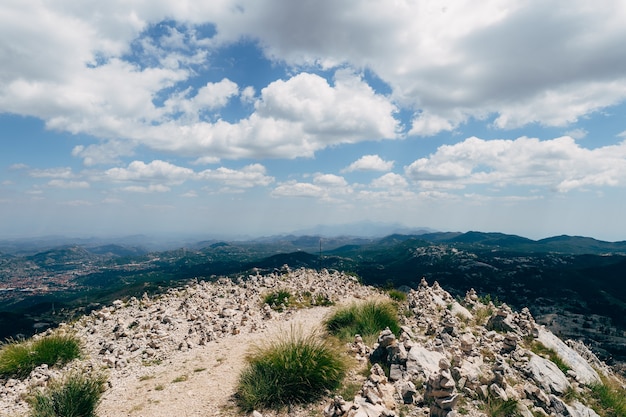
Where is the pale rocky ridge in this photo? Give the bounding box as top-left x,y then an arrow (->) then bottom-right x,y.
0,268 -> 620,417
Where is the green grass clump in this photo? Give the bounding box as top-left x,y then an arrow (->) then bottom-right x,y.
324,300 -> 401,344
588,375 -> 626,417
0,333 -> 81,379
387,289 -> 407,302
480,395 -> 522,417
28,372 -> 106,417
263,290 -> 293,312
235,328 -> 348,411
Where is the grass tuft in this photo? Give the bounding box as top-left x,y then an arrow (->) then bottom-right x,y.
324,300 -> 401,344
263,290 -> 292,312
28,372 -> 106,417
0,333 -> 81,379
235,327 -> 348,411
480,394 -> 522,417
588,375 -> 626,417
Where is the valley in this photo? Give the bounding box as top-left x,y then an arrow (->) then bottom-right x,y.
1,231 -> 625,375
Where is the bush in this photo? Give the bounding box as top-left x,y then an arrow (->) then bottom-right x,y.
324,300 -> 400,344
387,289 -> 407,302
0,333 -> 81,379
28,372 -> 106,417
235,328 -> 348,411
263,290 -> 292,312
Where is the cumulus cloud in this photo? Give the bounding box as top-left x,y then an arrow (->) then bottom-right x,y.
405,136 -> 626,192
199,164 -> 274,188
271,181 -> 324,198
342,155 -> 394,173
272,173 -> 352,200
163,78 -> 239,120
215,0 -> 626,131
3,1 -> 626,163
371,173 -> 408,189
122,184 -> 171,193
105,160 -> 195,184
313,174 -> 348,187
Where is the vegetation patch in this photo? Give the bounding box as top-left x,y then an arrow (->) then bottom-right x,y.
387,289 -> 407,302
324,300 -> 401,344
472,305 -> 494,326
263,289 -> 292,312
588,375 -> 626,417
479,394 -> 522,417
0,333 -> 81,379
263,289 -> 334,312
527,341 -> 571,374
28,372 -> 106,417
235,328 -> 348,411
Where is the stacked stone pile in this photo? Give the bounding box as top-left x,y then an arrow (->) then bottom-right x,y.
0,269 -> 617,417
325,278 -> 608,417
0,268 -> 376,416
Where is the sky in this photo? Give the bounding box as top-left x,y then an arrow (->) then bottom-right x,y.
1,1 -> 626,241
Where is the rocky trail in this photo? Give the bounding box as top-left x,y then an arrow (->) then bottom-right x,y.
1,268 -> 622,417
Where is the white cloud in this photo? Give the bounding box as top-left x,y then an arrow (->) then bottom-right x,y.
105,160 -> 195,184
271,181 -> 324,198
48,180 -> 90,189
216,1 -> 626,132
72,141 -> 136,166
9,163 -> 29,170
192,156 -> 221,165
272,173 -> 352,200
163,78 -> 239,120
3,1 -> 625,164
342,155 -> 394,173
61,200 -> 93,206
409,112 -> 457,137
29,167 -> 74,179
565,128 -> 588,140
199,164 -> 274,188
123,184 -> 171,193
371,173 -> 408,189
313,174 -> 348,188
405,136 -> 626,192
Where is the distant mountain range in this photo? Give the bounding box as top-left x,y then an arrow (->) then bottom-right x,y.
2,229 -> 626,372
2,227 -> 626,256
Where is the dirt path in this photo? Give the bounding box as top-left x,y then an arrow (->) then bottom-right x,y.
97,306 -> 333,417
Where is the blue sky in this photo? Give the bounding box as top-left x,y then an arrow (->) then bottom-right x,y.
2,1 -> 626,240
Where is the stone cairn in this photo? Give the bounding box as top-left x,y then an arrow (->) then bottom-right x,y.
424,358 -> 459,417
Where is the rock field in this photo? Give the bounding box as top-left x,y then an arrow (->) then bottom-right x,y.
0,268 -> 620,417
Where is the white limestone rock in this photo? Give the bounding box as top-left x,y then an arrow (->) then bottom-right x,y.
526,352 -> 571,395
537,327 -> 601,385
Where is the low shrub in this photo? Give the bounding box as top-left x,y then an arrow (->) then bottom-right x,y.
28,372 -> 106,417
387,289 -> 407,302
235,328 -> 348,411
324,300 -> 401,344
0,333 -> 81,379
263,289 -> 292,312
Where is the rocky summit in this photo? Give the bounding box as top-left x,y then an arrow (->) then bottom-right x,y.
0,268 -> 621,417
